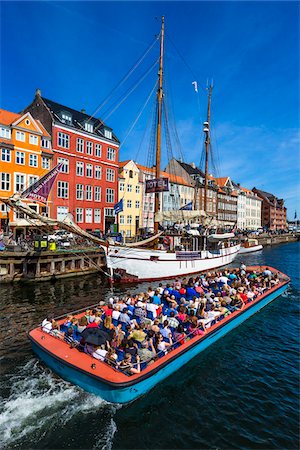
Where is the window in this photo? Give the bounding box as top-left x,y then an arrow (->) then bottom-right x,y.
57,132 -> 69,148
86,185 -> 93,201
127,184 -> 132,192
61,113 -> 72,124
76,161 -> 84,176
15,174 -> 25,192
95,144 -> 102,157
1,148 -> 11,162
86,208 -> 92,223
57,206 -> 69,221
86,164 -> 93,178
104,208 -> 114,217
57,181 -> 69,198
135,200 -> 140,209
95,166 -> 102,179
120,182 -> 125,192
107,147 -> 116,161
106,188 -> 114,203
104,129 -> 112,139
42,156 -> 51,169
41,138 -> 50,148
16,151 -> 25,165
119,215 -> 125,224
1,173 -> 10,191
86,141 -> 93,155
28,176 -> 38,186
77,138 -> 84,153
16,131 -> 25,142
129,170 -> 133,178
106,168 -> 115,182
127,215 -> 132,224
85,123 -> 93,133
94,209 -> 101,223
95,186 -> 101,202
29,134 -> 38,145
29,154 -> 38,167
0,127 -> 11,139
76,184 -> 84,200
135,185 -> 140,194
76,208 -> 83,223
127,200 -> 132,208
58,157 -> 69,173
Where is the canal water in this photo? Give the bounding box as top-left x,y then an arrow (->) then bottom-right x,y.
0,242 -> 299,449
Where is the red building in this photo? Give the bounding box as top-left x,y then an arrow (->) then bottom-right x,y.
24,90 -> 119,232
252,187 -> 287,230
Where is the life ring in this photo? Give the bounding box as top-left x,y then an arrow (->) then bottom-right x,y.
163,236 -> 171,247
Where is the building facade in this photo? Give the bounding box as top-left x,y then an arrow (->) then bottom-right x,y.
252,188 -> 287,230
213,177 -> 238,226
118,160 -> 143,238
235,185 -> 262,230
0,109 -> 53,236
24,90 -> 119,232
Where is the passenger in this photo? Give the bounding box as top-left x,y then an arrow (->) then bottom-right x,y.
137,340 -> 156,364
42,315 -> 54,333
118,353 -> 141,375
173,324 -> 186,345
188,322 -> 205,336
64,327 -> 79,346
126,339 -> 138,357
49,321 -> 64,339
160,320 -> 172,339
119,308 -> 131,325
156,333 -> 173,355
92,344 -> 107,361
105,348 -> 118,366
112,305 -> 121,322
77,316 -> 88,333
146,297 -> 159,319
185,310 -> 198,327
128,325 -> 147,343
168,311 -> 179,329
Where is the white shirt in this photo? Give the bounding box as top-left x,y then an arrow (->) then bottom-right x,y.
146,303 -> 158,318
219,276 -> 228,284
112,310 -> 121,320
42,319 -> 52,333
92,349 -> 107,361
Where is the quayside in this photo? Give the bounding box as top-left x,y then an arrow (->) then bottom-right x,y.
28,265 -> 290,403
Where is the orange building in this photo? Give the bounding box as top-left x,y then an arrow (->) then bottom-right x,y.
0,109 -> 53,237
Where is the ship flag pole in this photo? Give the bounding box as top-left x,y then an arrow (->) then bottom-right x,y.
203,82 -> 213,215
154,15 -> 165,234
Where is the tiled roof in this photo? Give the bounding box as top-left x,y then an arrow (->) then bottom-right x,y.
40,97 -> 119,143
214,177 -> 229,187
0,109 -> 21,126
176,160 -> 204,176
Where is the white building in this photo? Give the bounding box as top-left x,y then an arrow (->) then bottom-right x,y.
236,185 -> 262,230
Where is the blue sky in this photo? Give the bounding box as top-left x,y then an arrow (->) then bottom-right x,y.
1,1 -> 299,219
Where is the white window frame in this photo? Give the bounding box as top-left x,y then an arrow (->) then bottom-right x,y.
106,168 -> 115,182
15,173 -> 25,192
57,206 -> 69,221
135,200 -> 140,208
76,207 -> 83,223
28,175 -> 38,186
57,181 -> 69,198
106,188 -> 114,203
76,161 -> 84,176
85,123 -> 93,133
76,184 -> 84,200
94,209 -> 101,223
1,148 -> 11,162
119,215 -> 125,224
1,172 -> 10,191
29,154 -> 38,167
0,127 -> 11,139
29,134 -> 38,145
16,131 -> 25,142
120,182 -> 124,192
86,141 -> 93,155
127,200 -> 132,208
95,166 -> 102,179
127,184 -> 132,192
85,208 -> 92,223
41,138 -> 50,149
76,138 -> 84,153
16,151 -> 25,165
86,163 -> 93,178
86,185 -> 93,201
94,186 -> 101,202
135,185 -> 140,194
42,156 -> 50,169
95,144 -> 102,157
107,147 -> 116,161
57,132 -> 70,149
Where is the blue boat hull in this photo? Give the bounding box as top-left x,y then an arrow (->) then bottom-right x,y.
31,284 -> 288,403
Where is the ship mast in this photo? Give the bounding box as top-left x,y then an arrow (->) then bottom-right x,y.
203,84 -> 213,214
154,16 -> 165,234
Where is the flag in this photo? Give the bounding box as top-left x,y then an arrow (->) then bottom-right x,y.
192,81 -> 198,93
114,199 -> 123,215
180,201 -> 193,211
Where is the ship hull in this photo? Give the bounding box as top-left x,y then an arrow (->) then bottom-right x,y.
29,277 -> 288,404
239,244 -> 263,254
106,244 -> 241,282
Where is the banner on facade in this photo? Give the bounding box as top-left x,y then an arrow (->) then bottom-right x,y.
145,177 -> 169,194
21,163 -> 63,204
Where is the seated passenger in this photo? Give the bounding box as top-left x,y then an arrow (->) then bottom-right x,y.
151,319 -> 161,334
168,311 -> 179,329
146,298 -> 159,319
125,339 -> 138,357
49,321 -> 64,339
173,324 -> 186,345
42,315 -> 54,333
185,310 -> 198,327
119,308 -> 131,325
118,353 -> 141,375
137,339 -> 156,364
105,348 -> 118,366
77,316 -> 88,333
128,325 -> 147,343
156,333 -> 172,355
188,322 -> 205,336
160,320 -> 172,340
92,344 -> 107,361
112,305 -> 121,322
64,327 -> 79,346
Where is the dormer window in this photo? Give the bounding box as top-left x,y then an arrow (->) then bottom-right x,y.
104,128 -> 112,139
61,112 -> 72,124
85,122 -> 93,133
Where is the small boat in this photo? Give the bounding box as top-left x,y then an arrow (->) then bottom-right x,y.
28,265 -> 289,404
239,238 -> 263,254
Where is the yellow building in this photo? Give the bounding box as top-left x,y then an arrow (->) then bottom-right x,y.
0,109 -> 53,236
118,160 -> 143,238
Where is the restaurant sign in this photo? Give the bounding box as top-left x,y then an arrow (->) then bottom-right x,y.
145,177 -> 169,193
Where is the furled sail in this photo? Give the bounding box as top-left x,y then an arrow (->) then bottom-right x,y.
21,163 -> 63,203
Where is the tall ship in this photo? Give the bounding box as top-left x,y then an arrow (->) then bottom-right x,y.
1,17 -> 240,283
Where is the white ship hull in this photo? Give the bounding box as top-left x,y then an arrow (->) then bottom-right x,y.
105,244 -> 240,282
239,244 -> 263,254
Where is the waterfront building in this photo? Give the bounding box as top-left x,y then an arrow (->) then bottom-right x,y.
165,159 -> 218,217
252,188 -> 287,230
212,177 -> 238,226
118,160 -> 143,238
0,109 -> 53,236
234,184 -> 262,230
23,89 -> 119,233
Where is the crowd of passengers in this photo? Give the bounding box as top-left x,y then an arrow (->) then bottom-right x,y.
42,266 -> 281,375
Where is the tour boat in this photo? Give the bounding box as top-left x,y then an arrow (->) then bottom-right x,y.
239,238 -> 263,254
28,265 -> 290,404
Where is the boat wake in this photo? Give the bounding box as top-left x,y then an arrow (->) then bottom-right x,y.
0,359 -> 119,449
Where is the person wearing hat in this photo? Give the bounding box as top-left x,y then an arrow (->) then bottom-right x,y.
137,339 -> 156,364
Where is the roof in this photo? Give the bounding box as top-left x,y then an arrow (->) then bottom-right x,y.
0,109 -> 21,126
40,96 -> 119,144
176,160 -> 204,177
36,119 -> 51,138
134,163 -> 192,187
214,177 -> 230,187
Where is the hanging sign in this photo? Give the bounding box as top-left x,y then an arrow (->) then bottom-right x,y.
145,177 -> 169,193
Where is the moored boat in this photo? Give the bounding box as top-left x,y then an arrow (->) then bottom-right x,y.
28,265 -> 289,404
239,238 -> 263,254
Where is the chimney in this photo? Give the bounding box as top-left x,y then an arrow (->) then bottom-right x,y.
81,109 -> 86,114
36,88 -> 41,97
